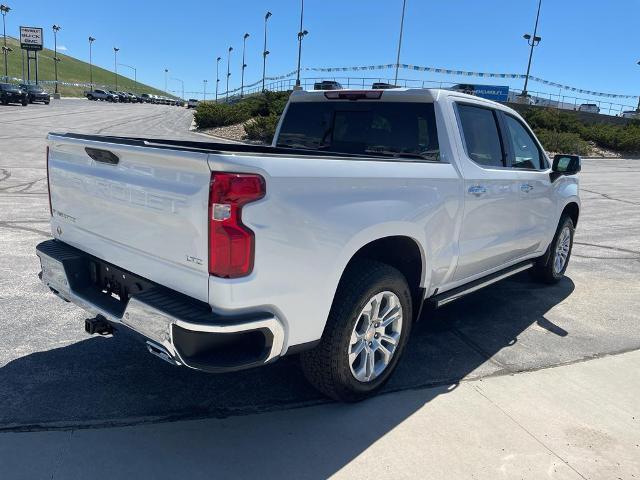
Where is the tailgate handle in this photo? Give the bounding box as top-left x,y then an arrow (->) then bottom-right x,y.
85,147 -> 120,165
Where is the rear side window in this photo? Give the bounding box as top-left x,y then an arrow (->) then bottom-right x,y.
276,102 -> 440,161
502,114 -> 543,170
457,104 -> 504,168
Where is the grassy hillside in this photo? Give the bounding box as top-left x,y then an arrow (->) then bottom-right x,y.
2,36 -> 171,98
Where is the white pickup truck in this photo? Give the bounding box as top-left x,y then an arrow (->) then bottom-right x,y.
37,88 -> 581,401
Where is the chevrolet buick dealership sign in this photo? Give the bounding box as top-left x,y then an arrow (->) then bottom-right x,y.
20,26 -> 44,51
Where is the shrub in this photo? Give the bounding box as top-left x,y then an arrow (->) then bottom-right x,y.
194,91 -> 291,130
535,129 -> 591,155
244,115 -> 280,143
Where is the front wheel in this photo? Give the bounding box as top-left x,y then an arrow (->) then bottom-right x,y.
300,259 -> 413,402
531,215 -> 575,284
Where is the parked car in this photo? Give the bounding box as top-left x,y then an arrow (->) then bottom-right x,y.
140,93 -> 153,103
85,89 -> 118,102
37,88 -> 581,401
578,103 -> 600,114
0,83 -> 28,106
371,82 -> 398,90
19,84 -> 50,104
132,93 -> 145,103
621,110 -> 640,119
187,98 -> 199,108
313,80 -> 343,90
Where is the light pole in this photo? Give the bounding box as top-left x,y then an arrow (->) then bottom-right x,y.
52,25 -> 61,94
394,0 -> 407,85
171,77 -> 184,100
262,11 -> 272,92
295,0 -> 308,89
164,68 -> 168,92
119,63 -> 137,92
113,47 -> 120,90
240,33 -> 249,98
521,0 -> 542,98
203,79 -> 207,100
215,56 -> 221,102
88,36 -> 95,90
226,46 -> 233,102
636,61 -> 640,112
1,4 -> 10,82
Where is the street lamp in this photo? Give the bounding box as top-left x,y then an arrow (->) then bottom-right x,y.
119,63 -> 137,93
637,61 -> 640,112
226,46 -> 233,102
240,33 -> 249,98
262,11 -> 272,92
88,36 -> 95,90
1,4 -> 11,82
52,25 -> 61,94
521,0 -> 542,98
203,79 -> 207,101
171,77 -> 184,100
394,0 -> 407,85
295,0 -> 307,89
113,47 -> 120,90
164,68 -> 168,92
215,56 -> 221,102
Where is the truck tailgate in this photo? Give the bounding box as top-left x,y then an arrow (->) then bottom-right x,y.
47,134 -> 212,302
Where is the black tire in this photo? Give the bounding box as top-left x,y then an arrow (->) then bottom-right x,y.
87,95 -> 93,101
300,259 -> 413,402
44,101 -> 50,105
530,215 -> 575,284
21,99 -> 28,106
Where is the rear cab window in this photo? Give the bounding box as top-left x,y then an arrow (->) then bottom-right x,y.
456,104 -> 505,168
276,100 -> 440,161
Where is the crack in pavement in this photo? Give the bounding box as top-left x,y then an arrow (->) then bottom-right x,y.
580,188 -> 640,206
0,221 -> 51,237
472,384 -> 589,480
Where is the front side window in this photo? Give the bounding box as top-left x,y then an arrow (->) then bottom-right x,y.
503,114 -> 543,170
457,104 -> 504,168
277,102 -> 440,161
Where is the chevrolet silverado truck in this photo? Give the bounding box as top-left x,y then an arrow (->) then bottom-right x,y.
36,88 -> 581,401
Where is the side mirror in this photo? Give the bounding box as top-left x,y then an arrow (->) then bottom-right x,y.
552,154 -> 581,180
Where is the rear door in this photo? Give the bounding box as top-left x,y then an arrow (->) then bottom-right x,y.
47,135 -> 212,301
451,103 -> 525,281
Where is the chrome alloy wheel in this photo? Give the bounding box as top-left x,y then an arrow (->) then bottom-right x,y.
349,291 -> 403,383
554,226 -> 571,274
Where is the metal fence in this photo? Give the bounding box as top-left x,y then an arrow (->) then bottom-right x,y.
210,75 -> 638,118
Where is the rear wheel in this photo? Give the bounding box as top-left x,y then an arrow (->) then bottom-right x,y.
300,260 -> 413,402
531,215 -> 575,284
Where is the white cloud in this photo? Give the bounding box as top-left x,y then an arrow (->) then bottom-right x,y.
58,45 -> 68,51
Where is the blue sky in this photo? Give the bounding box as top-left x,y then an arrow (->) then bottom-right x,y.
3,0 -> 639,103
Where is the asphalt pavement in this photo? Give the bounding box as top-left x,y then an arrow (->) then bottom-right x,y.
0,98 -> 639,477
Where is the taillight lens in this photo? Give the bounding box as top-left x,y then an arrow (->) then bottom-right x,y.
46,146 -> 52,216
208,172 -> 265,278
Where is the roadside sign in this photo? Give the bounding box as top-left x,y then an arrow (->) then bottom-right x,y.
20,26 -> 44,51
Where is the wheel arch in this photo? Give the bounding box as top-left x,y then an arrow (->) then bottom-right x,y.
336,235 -> 427,322
561,201 -> 580,228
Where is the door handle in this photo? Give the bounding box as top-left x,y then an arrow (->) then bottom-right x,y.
520,183 -> 534,193
468,185 -> 487,197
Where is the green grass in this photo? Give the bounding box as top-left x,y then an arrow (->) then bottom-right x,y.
2,36 -> 170,98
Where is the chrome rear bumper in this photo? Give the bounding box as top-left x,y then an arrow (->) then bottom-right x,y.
36,240 -> 285,372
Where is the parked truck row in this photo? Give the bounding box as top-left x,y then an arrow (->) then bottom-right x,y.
38,88 -> 581,401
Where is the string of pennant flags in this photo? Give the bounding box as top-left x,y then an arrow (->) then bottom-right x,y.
258,64 -> 638,100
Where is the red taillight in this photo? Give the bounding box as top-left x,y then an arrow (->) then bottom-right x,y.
208,172 -> 265,278
324,90 -> 383,100
46,146 -> 52,216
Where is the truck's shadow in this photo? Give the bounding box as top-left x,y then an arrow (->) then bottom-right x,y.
0,273 -> 574,478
